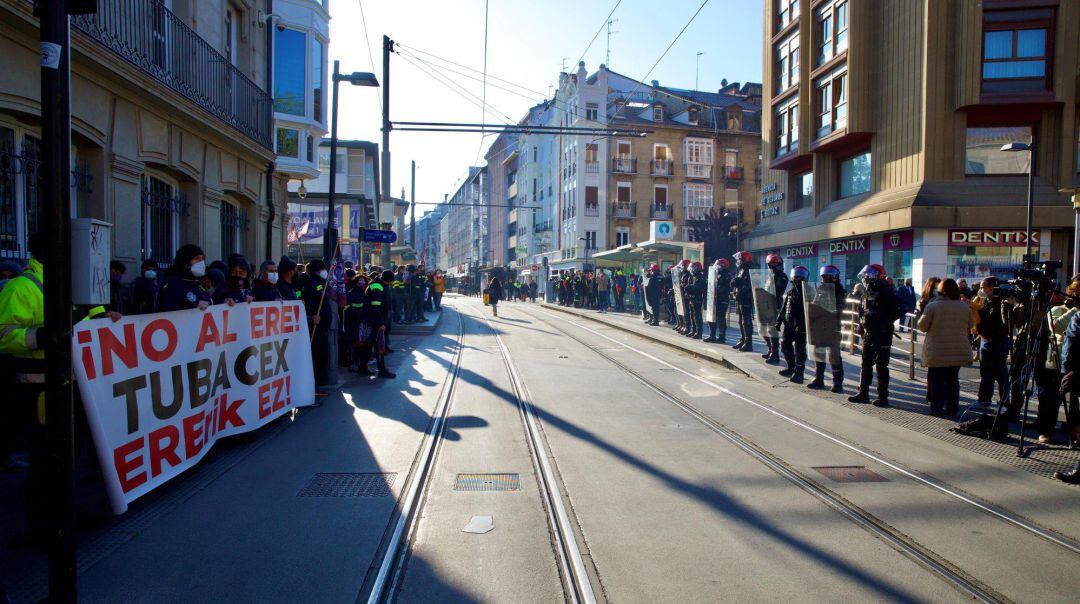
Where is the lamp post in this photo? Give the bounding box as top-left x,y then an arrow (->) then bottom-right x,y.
1000,139 -> 1036,266
326,61 -> 378,264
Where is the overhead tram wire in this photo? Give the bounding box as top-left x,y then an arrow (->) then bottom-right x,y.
475,0 -> 490,163
395,51 -> 518,125
356,0 -> 381,112
575,0 -> 624,66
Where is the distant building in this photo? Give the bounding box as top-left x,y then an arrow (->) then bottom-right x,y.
442,167 -> 488,278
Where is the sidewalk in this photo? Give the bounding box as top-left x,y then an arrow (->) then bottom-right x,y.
539,303 -> 1079,480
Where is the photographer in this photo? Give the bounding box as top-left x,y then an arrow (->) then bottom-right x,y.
972,277 -> 1012,408
1048,276 -> 1080,451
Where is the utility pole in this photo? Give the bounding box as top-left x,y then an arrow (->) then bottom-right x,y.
606,18 -> 618,67
381,35 -> 393,267
326,60 -> 341,264
410,160 -> 416,249
695,51 -> 704,90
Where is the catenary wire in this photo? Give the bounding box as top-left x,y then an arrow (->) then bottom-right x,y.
356,0 -> 382,113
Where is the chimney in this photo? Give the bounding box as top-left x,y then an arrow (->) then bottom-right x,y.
651,79 -> 659,88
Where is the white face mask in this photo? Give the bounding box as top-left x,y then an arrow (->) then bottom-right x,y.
319,270 -> 329,280
267,272 -> 279,284
190,260 -> 207,277
977,288 -> 987,299
144,270 -> 157,280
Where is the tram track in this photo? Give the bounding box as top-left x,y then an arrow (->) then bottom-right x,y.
364,304 -> 596,604
512,305 -> 1080,603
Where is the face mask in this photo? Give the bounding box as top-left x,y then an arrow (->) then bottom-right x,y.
144,270 -> 157,280
267,272 -> 279,284
190,260 -> 207,277
319,270 -> 329,280
977,289 -> 987,299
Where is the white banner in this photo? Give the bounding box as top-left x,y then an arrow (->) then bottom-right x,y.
72,301 -> 316,514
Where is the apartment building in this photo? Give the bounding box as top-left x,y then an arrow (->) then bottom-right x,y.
752,0 -> 1079,287
272,0 -> 330,185
484,131 -> 515,268
0,0 -> 286,268
515,99 -> 559,278
286,139 -> 377,262
441,166 -> 488,278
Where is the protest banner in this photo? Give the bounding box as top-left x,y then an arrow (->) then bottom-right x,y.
72,301 -> 316,514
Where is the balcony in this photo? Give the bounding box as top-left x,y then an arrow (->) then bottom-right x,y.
649,203 -> 672,219
611,202 -> 637,219
651,159 -> 674,176
722,166 -> 744,180
507,181 -> 518,199
584,204 -> 600,217
533,220 -> 551,234
72,0 -> 272,149
584,160 -> 600,174
611,158 -> 637,174
684,163 -> 713,179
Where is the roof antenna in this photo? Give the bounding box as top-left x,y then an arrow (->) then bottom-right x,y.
606,18 -> 619,68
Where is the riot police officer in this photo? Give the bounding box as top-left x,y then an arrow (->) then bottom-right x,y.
776,265 -> 809,383
849,264 -> 901,407
644,264 -> 662,325
762,253 -> 788,365
731,251 -> 755,351
686,261 -> 705,339
807,265 -> 846,392
676,259 -> 692,334
705,258 -> 732,343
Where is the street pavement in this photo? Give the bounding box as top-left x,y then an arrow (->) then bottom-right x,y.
2,293 -> 1077,602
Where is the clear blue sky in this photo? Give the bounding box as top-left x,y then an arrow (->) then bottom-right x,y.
328,0 -> 763,209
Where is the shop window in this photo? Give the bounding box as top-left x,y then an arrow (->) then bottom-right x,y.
274,27 -> 307,116
838,151 -> 871,198
775,33 -> 800,95
276,128 -> 299,158
792,171 -> 812,210
774,100 -> 799,157
141,172 -> 187,266
815,68 -> 847,139
883,249 -> 913,285
965,126 -> 1031,175
982,9 -> 1053,93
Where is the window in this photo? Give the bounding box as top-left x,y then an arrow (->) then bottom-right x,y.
793,171 -> 812,209
585,185 -> 599,206
220,201 -> 248,260
306,135 -> 314,163
0,126 -> 43,258
982,9 -> 1052,92
615,227 -> 630,247
585,230 -> 597,250
776,0 -> 799,32
724,150 -> 738,167
816,4 -> 833,65
683,183 -> 714,220
652,105 -> 664,122
616,140 -> 631,158
141,173 -> 186,265
775,33 -> 800,94
688,107 -> 700,125
276,128 -> 299,158
586,102 -> 598,121
774,100 -> 799,157
318,148 -> 331,170
965,126 -> 1032,175
654,185 -> 668,206
312,39 -> 325,124
815,1 -> 848,66
617,182 -> 632,203
684,138 -> 714,165
274,28 -> 307,116
815,68 -> 847,139
225,8 -> 238,66
838,151 -> 871,198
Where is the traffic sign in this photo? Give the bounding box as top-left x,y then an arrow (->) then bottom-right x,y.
531,264 -> 538,271
361,229 -> 397,244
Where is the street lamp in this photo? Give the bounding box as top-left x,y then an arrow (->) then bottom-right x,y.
326,61 -> 379,263
1000,139 -> 1036,266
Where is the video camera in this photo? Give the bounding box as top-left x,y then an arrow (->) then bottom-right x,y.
1006,260 -> 1062,298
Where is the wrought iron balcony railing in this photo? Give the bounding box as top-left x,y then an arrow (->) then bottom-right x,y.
651,159 -> 673,176
71,0 -> 272,149
584,204 -> 600,217
611,201 -> 637,218
584,160 -> 600,174
649,203 -> 672,219
611,157 -> 637,174
723,165 -> 744,180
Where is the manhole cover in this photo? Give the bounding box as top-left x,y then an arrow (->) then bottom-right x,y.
811,466 -> 889,483
454,473 -> 520,492
298,473 -> 397,497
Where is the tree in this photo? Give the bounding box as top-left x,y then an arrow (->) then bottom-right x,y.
685,209 -> 740,263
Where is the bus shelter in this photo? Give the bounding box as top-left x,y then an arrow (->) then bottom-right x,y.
592,239 -> 705,275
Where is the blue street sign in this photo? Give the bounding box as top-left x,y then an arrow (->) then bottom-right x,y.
361,229 -> 397,244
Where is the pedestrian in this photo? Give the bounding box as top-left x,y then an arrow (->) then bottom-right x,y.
432,270 -> 445,310
776,265 -> 809,383
896,277 -> 916,328
849,264 -> 902,407
613,270 -> 626,312
807,265 -> 847,392
971,276 -> 1011,409
303,259 -> 335,388
918,278 -> 975,417
705,258 -> 732,343
363,271 -> 395,378
596,268 -> 610,312
109,259 -> 128,314
158,244 -> 212,312
1042,276 -> 1080,444
130,259 -> 160,315
529,280 -> 538,302
762,253 -> 789,365
252,260 -> 283,301
917,276 -> 942,317
488,275 -> 503,317
731,251 -> 755,352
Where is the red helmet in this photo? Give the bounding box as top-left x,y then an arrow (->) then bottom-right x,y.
858,263 -> 887,281
714,258 -> 730,270
681,259 -> 691,268
733,251 -> 752,264
650,264 -> 660,272
766,253 -> 783,267
690,261 -> 703,271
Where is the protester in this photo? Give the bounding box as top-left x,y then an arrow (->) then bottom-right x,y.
130,259 -> 160,315
303,259 -> 335,388
918,278 -> 975,417
108,259 -> 128,313
957,279 -> 973,300
212,255 -> 253,305
596,268 -> 610,313
0,259 -> 21,292
343,273 -> 373,375
917,276 -> 942,316
276,256 -> 303,301
363,271 -> 395,378
252,260 -> 282,301
158,244 -> 212,312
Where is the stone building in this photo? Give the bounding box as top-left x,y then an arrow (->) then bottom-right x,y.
0,0 -> 286,269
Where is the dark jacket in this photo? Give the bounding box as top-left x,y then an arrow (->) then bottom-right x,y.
212,282 -> 250,305
365,281 -> 390,330
776,282 -> 806,336
252,279 -> 283,302
277,278 -> 303,302
715,269 -> 732,304
1061,311 -> 1080,374
343,286 -> 369,346
488,279 -> 503,303
686,269 -> 706,304
859,280 -> 902,345
158,275 -> 211,312
302,275 -> 335,326
975,298 -> 1010,342
131,276 -> 159,315
732,267 -> 752,306
645,271 -> 662,304
770,267 -> 789,307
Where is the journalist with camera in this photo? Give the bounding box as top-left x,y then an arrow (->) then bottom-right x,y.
972,277 -> 1013,409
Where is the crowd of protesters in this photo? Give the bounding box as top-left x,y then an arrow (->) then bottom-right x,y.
547,252 -> 1079,484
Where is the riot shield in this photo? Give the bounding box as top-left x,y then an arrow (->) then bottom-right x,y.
803,282 -> 841,348
750,269 -> 779,338
671,265 -> 686,317
703,265 -> 719,324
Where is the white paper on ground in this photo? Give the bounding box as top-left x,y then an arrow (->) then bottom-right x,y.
462,515 -> 494,534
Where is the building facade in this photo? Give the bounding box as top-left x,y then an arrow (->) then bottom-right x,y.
272,0 -> 330,184
0,0 -> 287,270
752,0 -> 1079,287
441,167 -> 488,278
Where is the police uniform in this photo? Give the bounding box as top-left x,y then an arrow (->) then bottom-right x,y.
363,278 -> 393,377
808,278 -> 846,392
851,276 -> 900,406
763,264 -> 789,364
706,266 -> 732,343
776,275 -> 807,383
685,266 -> 705,339
731,261 -> 754,351
158,275 -> 212,312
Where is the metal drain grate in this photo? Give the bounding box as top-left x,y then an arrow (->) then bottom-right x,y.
454,473 -> 520,492
811,466 -> 889,483
298,473 -> 397,497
